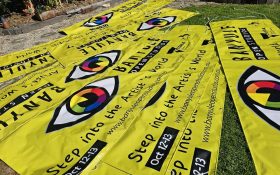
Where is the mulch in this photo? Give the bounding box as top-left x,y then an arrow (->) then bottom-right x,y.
2,0 -> 99,28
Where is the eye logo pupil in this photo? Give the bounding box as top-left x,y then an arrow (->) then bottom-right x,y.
138,16 -> 176,31
246,81 -> 280,109
94,16 -> 108,24
70,87 -> 108,114
81,56 -> 110,72
238,66 -> 280,131
83,12 -> 113,27
148,19 -> 167,26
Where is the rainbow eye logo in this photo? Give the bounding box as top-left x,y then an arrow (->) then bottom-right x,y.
81,56 -> 110,72
147,18 -> 168,26
83,12 -> 113,27
66,50 -> 120,83
70,87 -> 108,114
246,81 -> 280,109
138,16 -> 176,31
47,77 -> 119,133
238,66 -> 280,130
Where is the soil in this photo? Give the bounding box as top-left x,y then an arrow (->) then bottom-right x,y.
3,0 -> 99,28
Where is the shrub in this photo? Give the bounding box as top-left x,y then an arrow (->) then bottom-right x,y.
0,0 -> 11,15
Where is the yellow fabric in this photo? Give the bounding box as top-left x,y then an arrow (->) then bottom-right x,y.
210,19 -> 280,175
86,162 -> 129,175
61,0 -> 177,35
86,64 -> 225,175
165,66 -> 226,175
82,40 -> 224,175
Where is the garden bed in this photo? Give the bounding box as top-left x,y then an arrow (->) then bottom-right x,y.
2,0 -> 100,28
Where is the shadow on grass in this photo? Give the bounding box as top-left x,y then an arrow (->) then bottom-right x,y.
182,4 -> 280,27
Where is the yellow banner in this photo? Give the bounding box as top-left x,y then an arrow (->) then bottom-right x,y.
165,66 -> 226,175
87,63 -> 225,175
80,35 -> 220,174
55,8 -> 198,62
86,162 -> 130,175
210,19 -> 280,175
61,0 -> 177,35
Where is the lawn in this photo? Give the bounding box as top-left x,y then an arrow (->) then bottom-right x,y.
182,3 -> 280,175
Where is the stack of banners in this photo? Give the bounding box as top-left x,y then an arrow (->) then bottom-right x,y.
0,44 -> 225,175
0,8 -> 196,84
86,64 -> 226,175
0,21 -> 227,174
81,45 -> 224,174
210,19 -> 280,174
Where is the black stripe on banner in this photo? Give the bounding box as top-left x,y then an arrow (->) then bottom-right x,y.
128,40 -> 169,73
0,83 -> 54,115
190,148 -> 211,175
239,28 -> 268,60
145,126 -> 179,171
63,140 -> 107,175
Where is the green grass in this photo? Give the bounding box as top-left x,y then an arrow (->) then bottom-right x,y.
217,90 -> 256,175
181,4 -> 280,175
182,4 -> 280,26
